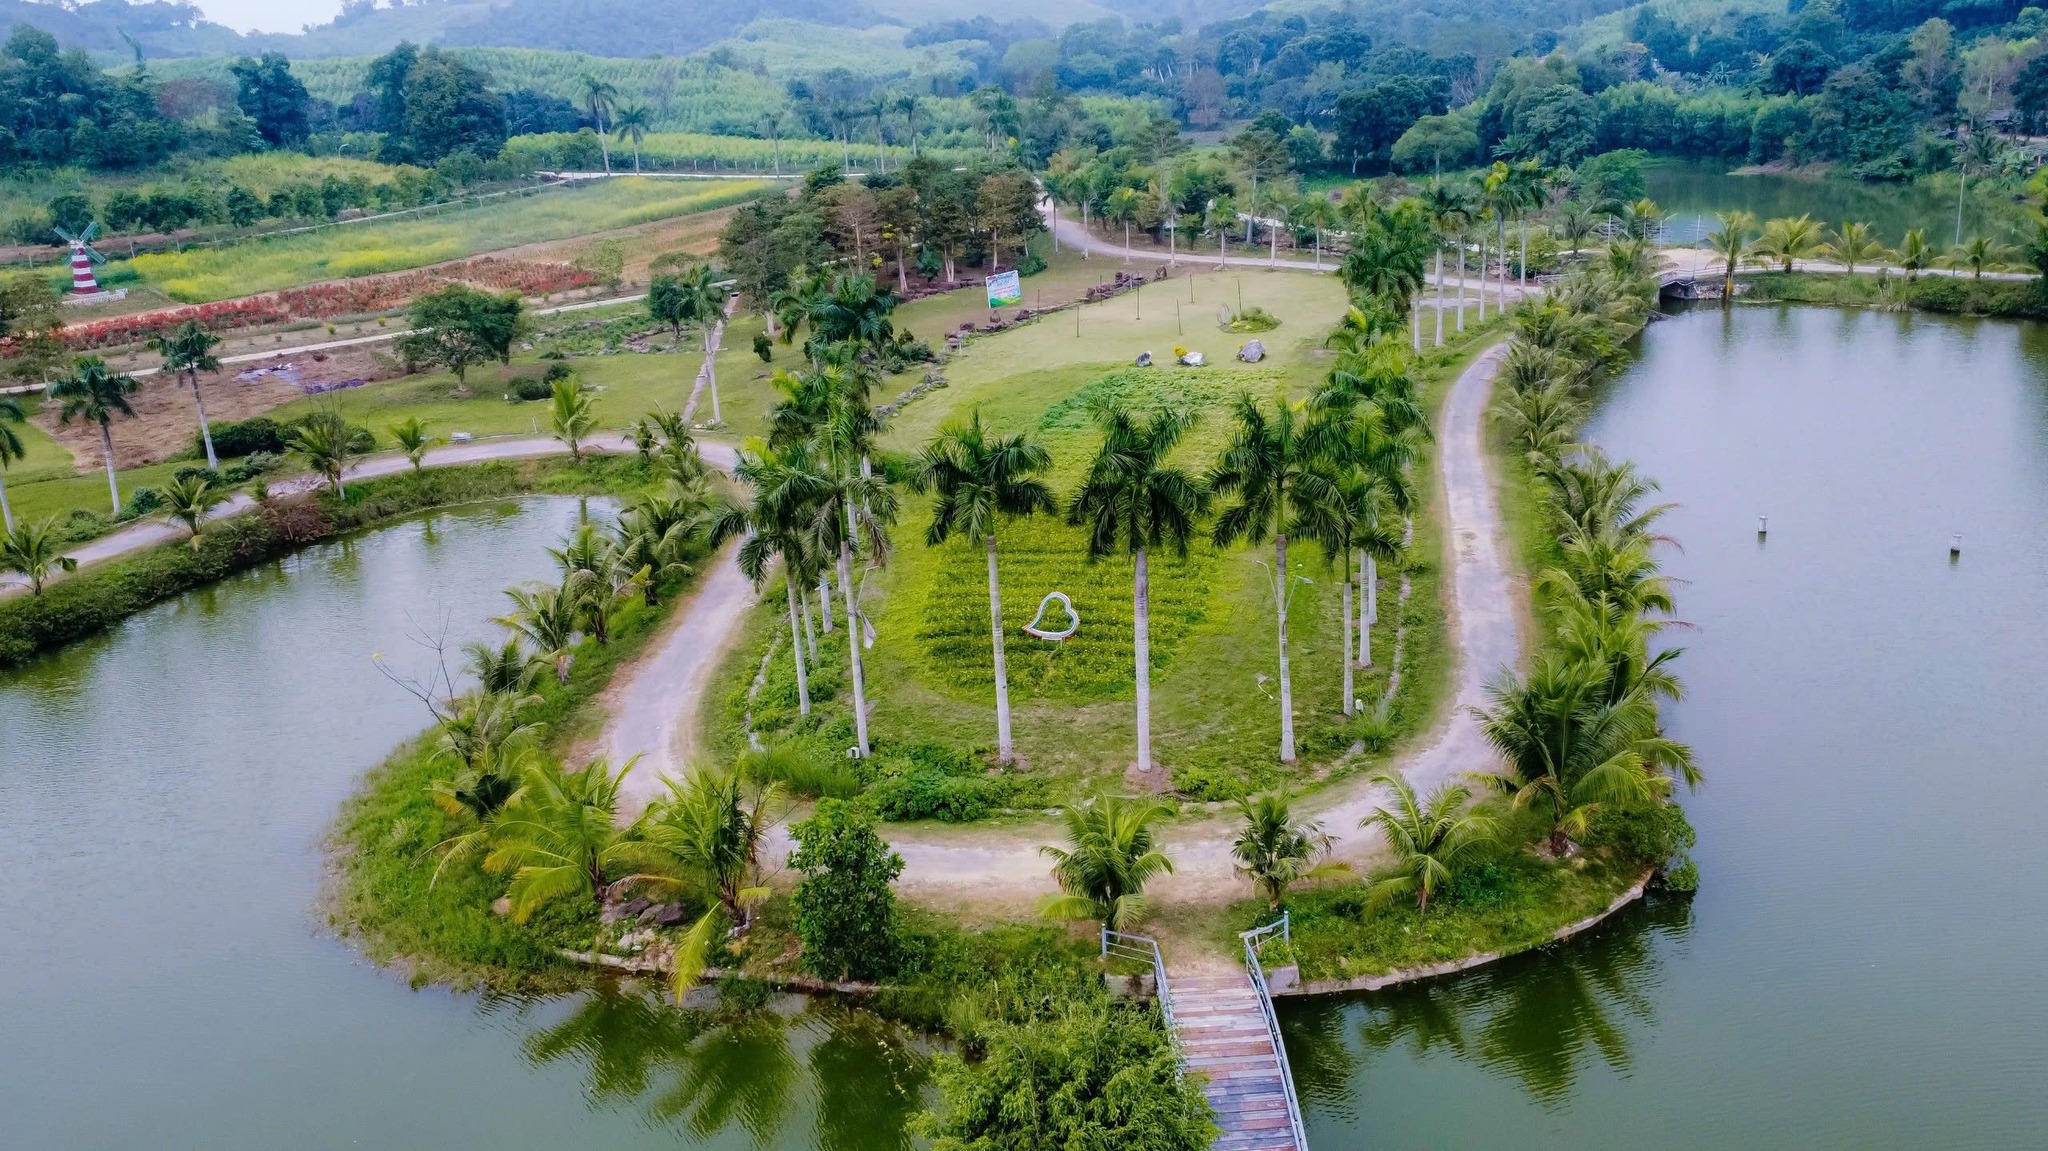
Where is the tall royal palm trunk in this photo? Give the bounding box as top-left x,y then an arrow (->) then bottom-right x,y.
190,370 -> 218,470
1275,533 -> 1295,762
1519,218 -> 1529,286
897,242 -> 910,294
800,589 -> 818,659
1433,249 -> 1445,346
1476,234 -> 1487,323
703,322 -> 722,424
1133,546 -> 1153,772
986,535 -> 1015,761
1456,245 -> 1467,332
840,506 -> 871,757
1341,551 -> 1355,716
818,577 -> 834,631
1358,551 -> 1374,668
0,470 -> 13,532
785,575 -> 811,716
99,422 -> 119,515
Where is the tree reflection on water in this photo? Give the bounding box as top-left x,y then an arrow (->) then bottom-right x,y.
1282,892 -> 1695,1109
496,979 -> 928,1149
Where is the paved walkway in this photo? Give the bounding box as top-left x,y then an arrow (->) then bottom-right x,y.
1171,972 -> 1304,1151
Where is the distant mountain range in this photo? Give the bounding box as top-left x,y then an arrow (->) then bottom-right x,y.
1,0 -> 1269,60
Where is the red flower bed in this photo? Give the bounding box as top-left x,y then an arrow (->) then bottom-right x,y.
40,259 -> 596,352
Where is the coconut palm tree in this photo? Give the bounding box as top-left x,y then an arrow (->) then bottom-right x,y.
1040,794 -> 1175,931
1537,446 -> 1674,545
550,377 -> 597,461
1943,235 -> 2015,279
1068,404 -> 1210,773
1497,381 -> 1585,464
1896,228 -> 1934,279
463,636 -> 541,697
677,264 -> 729,422
149,320 -> 223,470
498,580 -> 583,683
1232,789 -> 1338,908
1752,214 -> 1822,274
388,416 -> 436,470
1293,192 -> 1341,271
0,517 -> 76,593
289,409 -> 360,496
1821,220 -> 1886,280
1706,211 -> 1756,298
0,397 -> 25,531
1556,201 -> 1597,256
50,355 -> 140,515
1360,771 -> 1496,913
1105,186 -> 1143,260
551,519 -> 640,646
616,480 -> 715,606
615,768 -> 783,996
429,689 -> 543,825
1211,394 -> 1341,763
910,412 -> 1055,763
483,756 -> 637,921
160,474 -> 224,549
611,104 -> 651,173
580,75 -> 619,174
1476,655 -> 1669,855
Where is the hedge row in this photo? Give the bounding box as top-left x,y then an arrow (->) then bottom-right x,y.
0,460 -> 590,668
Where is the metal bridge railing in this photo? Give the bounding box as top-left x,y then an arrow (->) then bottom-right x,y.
1103,927 -> 1176,1040
1241,912 -> 1311,1151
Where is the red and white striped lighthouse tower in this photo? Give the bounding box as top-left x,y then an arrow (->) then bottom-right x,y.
68,239 -> 100,294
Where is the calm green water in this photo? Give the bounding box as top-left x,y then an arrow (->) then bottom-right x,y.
1283,305 -> 2048,1147
1642,160 -> 2037,248
0,498 -> 924,1149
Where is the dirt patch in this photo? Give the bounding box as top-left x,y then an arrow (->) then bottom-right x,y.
33,343 -> 401,469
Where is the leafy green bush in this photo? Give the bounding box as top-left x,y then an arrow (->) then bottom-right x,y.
507,376 -> 551,402
737,745 -> 860,799
201,416 -> 291,459
867,770 -> 1002,822
173,464 -> 221,485
124,487 -> 164,516
1583,799 -> 1698,872
1225,305 -> 1281,332
788,799 -> 903,982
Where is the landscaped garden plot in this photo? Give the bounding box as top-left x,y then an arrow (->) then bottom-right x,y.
110,178 -> 776,302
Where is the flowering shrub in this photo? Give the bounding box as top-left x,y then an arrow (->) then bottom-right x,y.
45,259 -> 595,351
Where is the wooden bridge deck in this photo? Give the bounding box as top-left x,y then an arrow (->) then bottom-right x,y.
1169,972 -> 1305,1151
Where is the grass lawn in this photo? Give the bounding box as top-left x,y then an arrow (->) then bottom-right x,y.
703,270 -> 1508,810
107,177 -> 780,303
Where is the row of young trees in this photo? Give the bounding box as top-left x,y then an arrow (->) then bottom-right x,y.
1705,208 -> 2048,291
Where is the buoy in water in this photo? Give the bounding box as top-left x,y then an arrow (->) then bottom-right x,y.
1950,532 -> 1963,557
1757,515 -> 1768,538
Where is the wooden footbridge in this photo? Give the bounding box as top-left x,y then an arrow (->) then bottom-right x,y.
1104,919 -> 1309,1151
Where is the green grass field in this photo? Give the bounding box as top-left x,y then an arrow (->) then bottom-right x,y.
111,177 -> 778,302
702,268 -> 1503,807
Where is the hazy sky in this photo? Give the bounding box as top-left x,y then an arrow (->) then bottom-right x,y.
200,0 -> 347,36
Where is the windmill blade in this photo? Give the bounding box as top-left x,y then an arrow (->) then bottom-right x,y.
84,246 -> 107,265
81,222 -> 99,243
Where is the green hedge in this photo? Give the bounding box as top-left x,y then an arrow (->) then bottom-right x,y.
0,458 -> 641,668
1746,272 -> 2048,318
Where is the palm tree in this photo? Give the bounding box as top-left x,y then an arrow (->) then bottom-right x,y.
1068,404 -> 1209,773
612,104 -> 651,173
1556,201 -> 1597,255
1955,127 -> 2003,245
1497,381 -> 1585,464
615,768 -> 783,995
464,637 -> 538,696
483,756 -> 637,921
678,264 -> 728,422
1,517 -> 76,593
160,474 -> 224,549
1821,220 -> 1885,280
580,75 -> 619,174
1943,235 -> 2014,279
910,412 -> 1055,763
1752,214 -> 1822,274
1040,795 -> 1175,931
1105,186 -> 1142,260
1476,654 -> 1672,855
1706,211 -> 1756,298
868,91 -> 891,174
289,409 -> 359,495
0,397 -> 25,531
550,377 -> 597,461
149,320 -> 223,470
1420,181 -> 1472,347
895,92 -> 920,157
388,416 -> 436,470
1210,394 -> 1338,763
1360,771 -> 1496,913
616,480 -> 713,606
718,444 -> 823,717
1897,228 -> 1934,279
50,355 -> 140,515
1292,192 -> 1340,271
1231,789 -> 1338,908
499,580 -> 583,683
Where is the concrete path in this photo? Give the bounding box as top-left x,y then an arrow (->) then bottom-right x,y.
597,340 -> 1523,908
1,434 -> 739,597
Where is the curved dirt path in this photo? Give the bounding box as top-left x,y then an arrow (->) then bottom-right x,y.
603,341 -> 1523,911
1,434 -> 738,597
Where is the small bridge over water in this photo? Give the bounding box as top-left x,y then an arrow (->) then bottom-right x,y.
1106,920 -> 1308,1151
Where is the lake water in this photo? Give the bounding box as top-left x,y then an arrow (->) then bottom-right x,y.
1642,160 -> 2037,248
1282,304 -> 2048,1148
0,498 -> 923,1149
